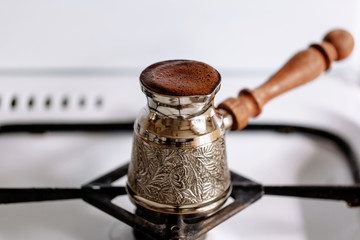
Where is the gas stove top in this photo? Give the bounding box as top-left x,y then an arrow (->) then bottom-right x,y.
0,73 -> 359,240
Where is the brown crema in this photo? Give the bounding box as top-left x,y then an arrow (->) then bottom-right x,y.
140,60 -> 221,96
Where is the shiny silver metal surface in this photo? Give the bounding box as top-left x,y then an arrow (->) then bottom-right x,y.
141,85 -> 221,119
127,83 -> 232,214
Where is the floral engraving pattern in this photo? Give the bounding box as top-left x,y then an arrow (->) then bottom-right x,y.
128,136 -> 230,205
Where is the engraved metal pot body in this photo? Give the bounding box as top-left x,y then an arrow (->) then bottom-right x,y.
127,84 -> 231,215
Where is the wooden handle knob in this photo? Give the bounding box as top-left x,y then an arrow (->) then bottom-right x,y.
218,29 -> 354,130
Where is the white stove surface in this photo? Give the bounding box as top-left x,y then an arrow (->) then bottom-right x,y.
0,74 -> 359,240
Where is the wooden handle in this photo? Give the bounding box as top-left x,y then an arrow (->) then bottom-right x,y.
218,29 -> 354,130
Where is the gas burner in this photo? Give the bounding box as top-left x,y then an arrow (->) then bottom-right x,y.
0,123 -> 359,240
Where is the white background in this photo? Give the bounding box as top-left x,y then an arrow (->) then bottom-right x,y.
0,0 -> 358,73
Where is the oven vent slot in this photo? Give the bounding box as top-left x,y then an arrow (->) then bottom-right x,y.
0,94 -> 104,112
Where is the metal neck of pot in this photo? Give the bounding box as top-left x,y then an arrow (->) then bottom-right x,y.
141,84 -> 221,119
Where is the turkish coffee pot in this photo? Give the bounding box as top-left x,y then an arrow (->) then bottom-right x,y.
127,30 -> 354,215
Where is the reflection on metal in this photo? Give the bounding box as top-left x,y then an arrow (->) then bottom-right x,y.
128,135 -> 231,214
128,82 -> 232,215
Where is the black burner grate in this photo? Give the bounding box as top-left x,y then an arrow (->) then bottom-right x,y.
0,122 -> 359,240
